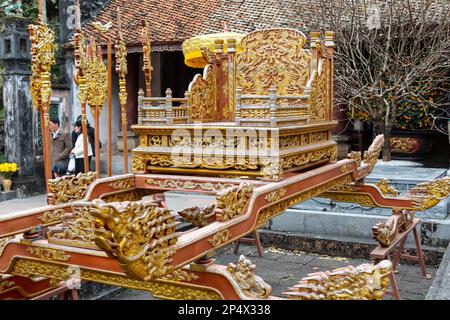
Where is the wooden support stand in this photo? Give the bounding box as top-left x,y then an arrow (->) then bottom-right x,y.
233,231 -> 264,257
31,279 -> 80,300
370,218 -> 430,300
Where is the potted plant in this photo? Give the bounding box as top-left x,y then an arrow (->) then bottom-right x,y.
0,162 -> 18,192
388,85 -> 440,160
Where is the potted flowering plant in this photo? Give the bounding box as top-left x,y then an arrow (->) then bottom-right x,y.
0,162 -> 18,192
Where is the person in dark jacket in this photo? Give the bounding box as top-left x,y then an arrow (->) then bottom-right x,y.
49,117 -> 72,178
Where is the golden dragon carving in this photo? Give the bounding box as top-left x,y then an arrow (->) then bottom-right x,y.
283,260 -> 392,300
227,255 -> 272,299
90,200 -> 179,281
409,176 -> 450,211
372,210 -> 415,247
215,183 -> 254,222
178,204 -> 215,228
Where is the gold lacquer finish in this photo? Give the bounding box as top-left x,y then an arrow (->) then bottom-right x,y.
227,255 -> 272,299
264,188 -> 287,203
215,183 -> 254,221
179,205 -> 215,228
363,135 -> 384,175
91,200 -> 179,281
372,210 -> 415,247
410,176 -> 450,210
26,247 -> 70,262
47,172 -> 96,204
236,29 -> 310,98
283,260 -> 392,300
208,229 -> 231,248
38,209 -> 66,225
375,178 -> 399,197
9,259 -> 223,300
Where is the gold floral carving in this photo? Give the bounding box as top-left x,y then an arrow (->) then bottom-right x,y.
372,210 -> 415,247
375,178 -> 399,197
227,255 -> 271,299
410,176 -> 450,210
108,178 -> 135,190
49,204 -> 97,245
390,137 -> 417,153
340,164 -> 353,174
0,280 -> 15,292
189,65 -> 217,122
348,151 -> 362,167
208,229 -> 231,248
48,172 -> 96,204
281,146 -> 336,170
38,209 -> 66,225
91,200 -> 179,281
85,41 -> 107,112
179,205 -> 215,227
241,109 -> 270,119
215,183 -> 254,221
309,59 -> 329,122
363,135 -> 384,175
27,247 -> 70,262
265,188 -> 287,203
101,189 -> 153,203
145,179 -> 235,192
161,270 -> 199,282
320,192 -> 377,207
257,174 -> 354,226
10,259 -> 222,300
283,260 -> 392,300
29,16 -> 56,113
0,236 -> 14,257
236,29 -> 310,100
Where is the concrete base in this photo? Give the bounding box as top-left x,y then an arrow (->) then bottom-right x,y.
267,208 -> 450,249
426,244 -> 450,299
0,190 -> 17,202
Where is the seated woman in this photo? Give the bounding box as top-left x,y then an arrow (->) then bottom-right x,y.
71,120 -> 93,174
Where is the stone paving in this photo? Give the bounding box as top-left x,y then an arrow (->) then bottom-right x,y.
0,194 -> 47,214
105,244 -> 437,300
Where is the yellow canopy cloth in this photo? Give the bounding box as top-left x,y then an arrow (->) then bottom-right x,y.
182,32 -> 245,68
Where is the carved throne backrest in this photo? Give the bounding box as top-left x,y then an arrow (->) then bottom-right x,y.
236,29 -> 312,99
187,64 -> 217,122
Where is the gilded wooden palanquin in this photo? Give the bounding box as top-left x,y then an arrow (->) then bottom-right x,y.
1,26 -> 449,301
132,29 -> 337,180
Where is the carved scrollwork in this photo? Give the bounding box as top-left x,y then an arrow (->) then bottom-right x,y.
264,188 -> 287,203
38,209 -> 66,225
348,151 -> 362,167
372,210 -> 415,247
91,200 -> 179,281
283,260 -> 392,300
188,65 -> 217,122
215,183 -> 254,222
375,178 -> 399,197
27,247 -> 70,262
410,176 -> 450,210
227,255 -> 272,299
108,178 -> 135,190
48,172 -> 96,204
363,135 -> 384,174
179,204 -> 215,228
236,29 -> 311,101
208,229 -> 231,248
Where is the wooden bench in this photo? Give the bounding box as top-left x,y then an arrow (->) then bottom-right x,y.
370,218 -> 430,300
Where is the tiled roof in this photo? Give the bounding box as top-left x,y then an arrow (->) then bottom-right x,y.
80,0 -> 449,50
81,0 -> 312,50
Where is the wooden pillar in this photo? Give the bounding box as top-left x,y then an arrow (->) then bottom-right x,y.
125,53 -> 139,130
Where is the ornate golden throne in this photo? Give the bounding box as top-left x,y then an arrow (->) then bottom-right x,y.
132,29 -> 337,180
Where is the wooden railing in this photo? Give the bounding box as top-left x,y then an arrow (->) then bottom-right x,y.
235,87 -> 310,126
138,89 -> 189,125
